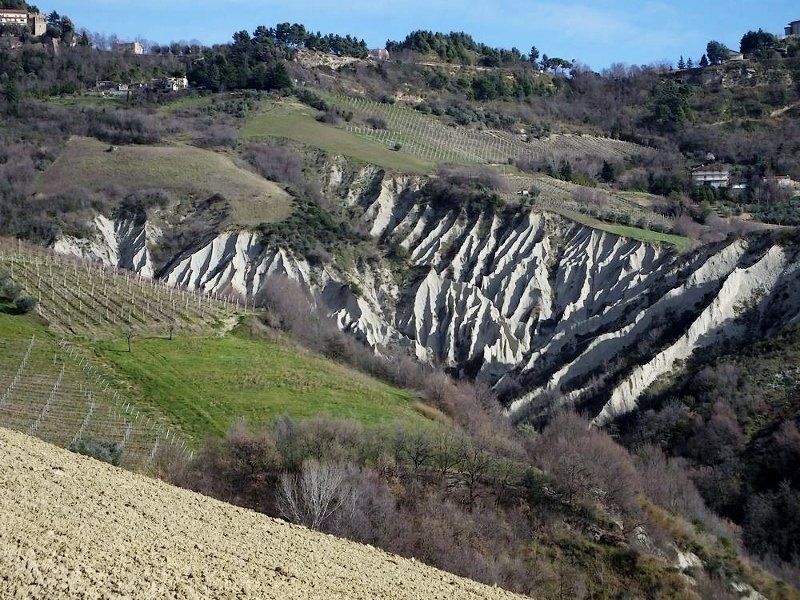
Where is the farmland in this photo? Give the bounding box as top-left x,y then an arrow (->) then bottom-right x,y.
0,309 -> 185,469
0,238 -> 242,339
35,136 -> 292,228
94,332 -> 427,439
329,94 -> 650,166
241,99 -> 435,173
0,241 -> 431,453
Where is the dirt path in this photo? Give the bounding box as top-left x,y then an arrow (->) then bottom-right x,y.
0,428 -> 527,599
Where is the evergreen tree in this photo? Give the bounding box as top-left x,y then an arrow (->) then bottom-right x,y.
677,55 -> 686,69
699,54 -> 709,68
686,57 -> 694,69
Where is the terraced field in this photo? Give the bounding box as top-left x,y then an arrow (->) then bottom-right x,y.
242,99 -> 434,173
0,238 -> 243,339
514,175 -> 690,249
0,316 -> 185,469
0,240 -> 431,452
331,94 -> 651,166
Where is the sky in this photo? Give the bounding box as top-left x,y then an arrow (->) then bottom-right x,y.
45,0 -> 796,69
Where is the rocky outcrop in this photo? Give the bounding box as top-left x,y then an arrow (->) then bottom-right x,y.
52,166 -> 800,424
54,215 -> 157,278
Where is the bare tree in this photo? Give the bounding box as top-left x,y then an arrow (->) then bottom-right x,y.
278,459 -> 350,530
124,326 -> 134,352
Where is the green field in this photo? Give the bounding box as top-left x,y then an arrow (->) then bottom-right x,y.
0,304 -> 430,448
36,136 -> 292,227
241,99 -> 435,174
547,207 -> 692,251
92,329 -> 429,439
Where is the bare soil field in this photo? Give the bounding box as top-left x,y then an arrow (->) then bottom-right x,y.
0,427 -> 526,599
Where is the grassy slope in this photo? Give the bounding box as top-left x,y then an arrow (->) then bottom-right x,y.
549,206 -> 692,251
92,330 -> 428,439
0,301 -> 429,443
35,136 -> 292,227
241,99 -> 435,174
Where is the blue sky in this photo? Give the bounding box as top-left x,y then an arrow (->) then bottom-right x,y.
46,0 -> 795,69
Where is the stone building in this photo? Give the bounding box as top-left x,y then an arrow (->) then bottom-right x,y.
785,20 -> 800,38
369,48 -> 390,60
0,9 -> 46,36
113,41 -> 145,55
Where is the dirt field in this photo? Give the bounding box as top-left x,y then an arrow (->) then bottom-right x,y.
0,428 -> 526,599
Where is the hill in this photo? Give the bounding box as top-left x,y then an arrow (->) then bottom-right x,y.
35,136 -> 292,229
0,241 -> 432,456
0,427 -> 523,599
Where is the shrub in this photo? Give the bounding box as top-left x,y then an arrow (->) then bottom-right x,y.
193,124 -> 239,149
366,116 -> 387,130
69,439 -> 123,466
13,294 -> 36,314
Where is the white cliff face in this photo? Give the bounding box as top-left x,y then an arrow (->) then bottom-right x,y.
54,215 -> 156,278
161,232 -> 312,297
52,165 -> 800,425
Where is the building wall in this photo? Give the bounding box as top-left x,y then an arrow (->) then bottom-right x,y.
113,42 -> 144,55
788,21 -> 800,37
0,10 -> 28,26
28,13 -> 45,36
692,171 -> 730,189
0,11 -> 46,36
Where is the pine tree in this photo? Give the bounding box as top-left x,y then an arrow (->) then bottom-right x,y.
687,57 -> 694,69
677,55 -> 686,69
699,54 -> 709,68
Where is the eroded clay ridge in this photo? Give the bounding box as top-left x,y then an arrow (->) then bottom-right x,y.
54,164 -> 800,422
0,428 -> 526,600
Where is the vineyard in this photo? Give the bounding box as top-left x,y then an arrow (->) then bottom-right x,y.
0,332 -> 187,468
0,238 -> 246,339
0,238 -> 253,465
332,94 -> 649,166
517,175 -> 673,228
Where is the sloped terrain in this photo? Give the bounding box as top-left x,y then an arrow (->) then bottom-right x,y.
58,162 -> 800,425
0,427 -> 524,599
35,136 -> 292,228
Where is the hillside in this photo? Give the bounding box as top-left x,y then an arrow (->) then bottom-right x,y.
0,427 -> 523,599
0,241 -> 431,458
1,11 -> 800,595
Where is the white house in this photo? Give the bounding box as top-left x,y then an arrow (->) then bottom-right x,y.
692,166 -> 730,189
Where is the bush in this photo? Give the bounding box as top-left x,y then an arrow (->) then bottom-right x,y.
193,124 -> 239,149
13,294 -> 36,314
69,439 -> 123,466
366,116 -> 387,130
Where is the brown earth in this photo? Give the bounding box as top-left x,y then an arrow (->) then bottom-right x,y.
0,428 -> 527,599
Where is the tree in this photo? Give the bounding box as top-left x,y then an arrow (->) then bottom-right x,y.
677,55 -> 686,70
529,45 -> 540,65
277,459 -> 351,530
3,80 -> 19,106
13,294 -> 36,314
686,57 -> 694,69
699,54 -> 709,68
740,29 -> 777,56
600,160 -> 618,183
706,40 -> 728,64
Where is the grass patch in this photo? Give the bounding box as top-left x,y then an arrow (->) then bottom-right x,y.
92,332 -> 430,440
241,99 -> 434,174
546,206 -> 691,251
0,302 -> 50,340
35,136 -> 291,227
